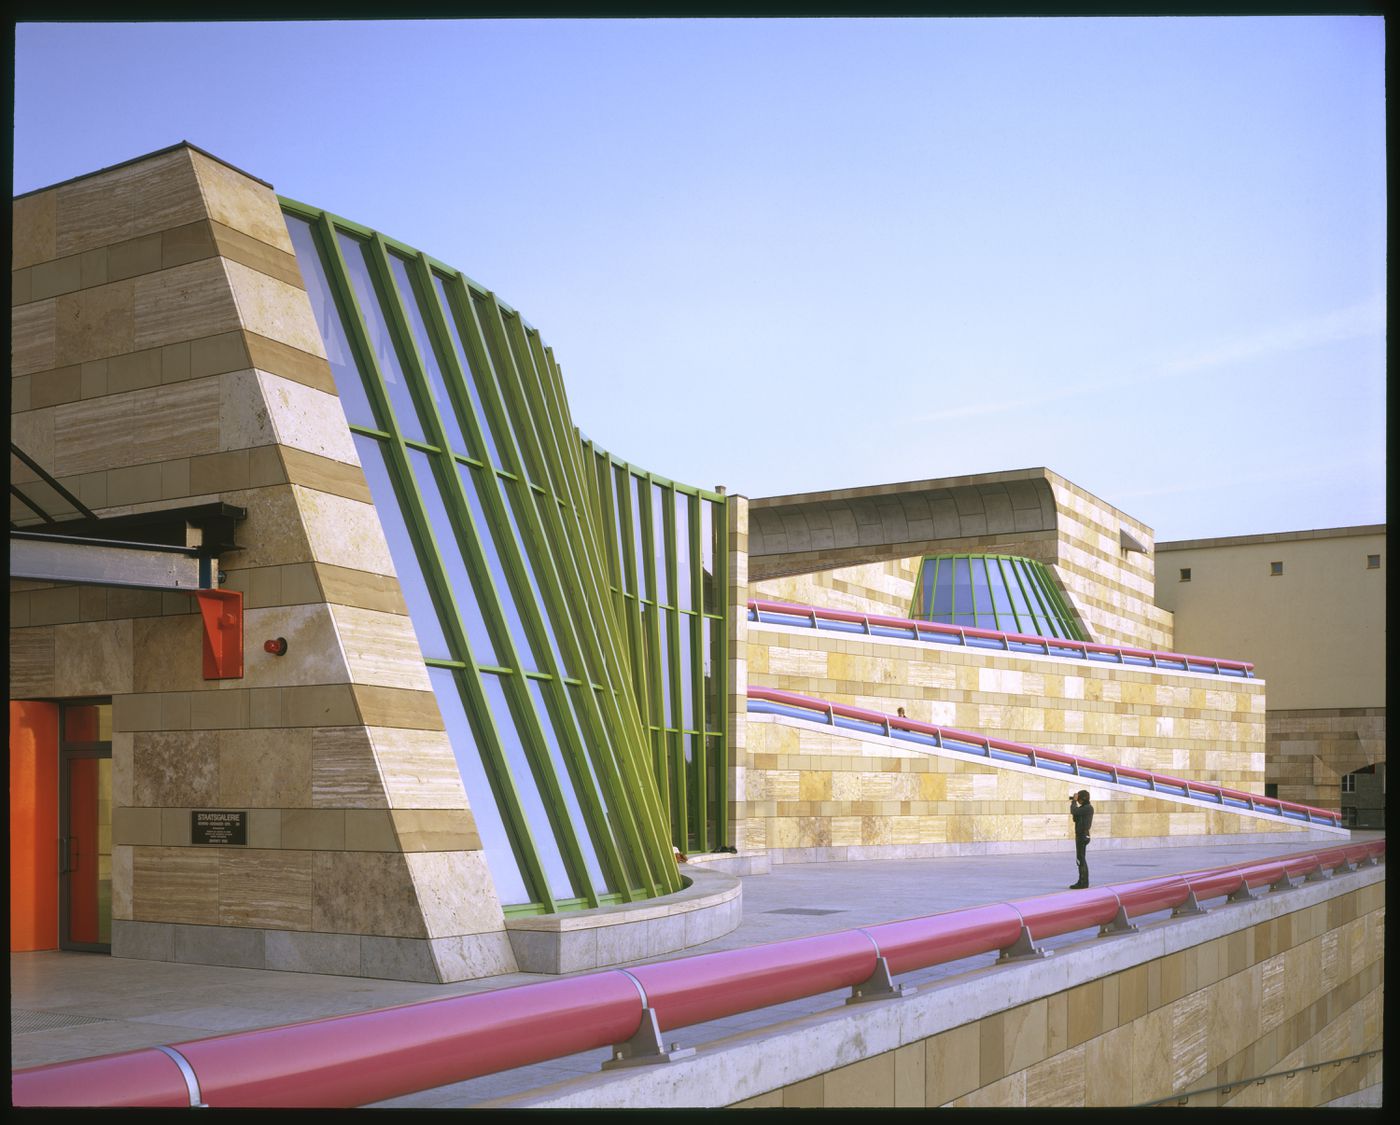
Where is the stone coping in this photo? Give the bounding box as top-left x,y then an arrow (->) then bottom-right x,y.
684,850 -> 773,876
504,865 -> 741,934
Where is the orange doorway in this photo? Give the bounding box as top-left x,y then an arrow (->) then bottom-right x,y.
9,700 -> 113,953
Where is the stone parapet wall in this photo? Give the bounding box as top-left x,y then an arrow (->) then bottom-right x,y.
485,860 -> 1384,1108
10,145 -> 513,981
747,623 -> 1266,785
1267,707 -> 1386,812
730,873 -> 1383,1107
738,715 -> 1316,860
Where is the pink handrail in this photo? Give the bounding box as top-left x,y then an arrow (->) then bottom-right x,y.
747,686 -> 1343,825
748,599 -> 1255,673
13,841 -> 1381,1108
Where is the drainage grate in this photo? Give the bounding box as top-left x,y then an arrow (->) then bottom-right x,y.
765,908 -> 845,916
12,1008 -> 114,1036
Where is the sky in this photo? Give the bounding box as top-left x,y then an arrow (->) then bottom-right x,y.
12,17 -> 1386,541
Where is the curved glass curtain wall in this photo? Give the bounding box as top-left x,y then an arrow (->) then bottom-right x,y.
909,555 -> 1087,641
281,200 -> 728,914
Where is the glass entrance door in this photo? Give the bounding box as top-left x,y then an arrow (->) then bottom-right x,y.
59,702 -> 112,952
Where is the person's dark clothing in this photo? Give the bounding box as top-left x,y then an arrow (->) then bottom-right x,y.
1070,799 -> 1094,887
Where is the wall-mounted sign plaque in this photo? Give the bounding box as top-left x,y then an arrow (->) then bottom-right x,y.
192,810 -> 247,845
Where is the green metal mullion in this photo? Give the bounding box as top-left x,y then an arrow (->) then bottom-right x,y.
431,278 -> 608,904
1043,565 -> 1085,640
991,556 -> 1012,633
616,469 -> 647,706
499,313 -> 677,887
687,493 -> 707,852
311,220 -> 556,911
637,478 -> 668,805
1024,561 -> 1054,634
1007,558 -> 1036,635
485,305 -> 676,895
393,278 -> 595,903
714,493 -> 730,848
500,468 -> 642,903
662,485 -> 687,849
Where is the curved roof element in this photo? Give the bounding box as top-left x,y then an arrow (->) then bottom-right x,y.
748,469 -> 1059,581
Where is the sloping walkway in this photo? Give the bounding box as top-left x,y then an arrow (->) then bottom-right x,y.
11,832 -> 1383,1107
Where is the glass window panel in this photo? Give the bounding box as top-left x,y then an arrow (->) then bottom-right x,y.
652,483 -> 671,607
516,489 -> 569,676
479,672 -> 579,900
952,558 -> 975,627
658,610 -> 673,725
700,499 -> 717,614
566,686 -> 640,891
285,216 -> 377,429
1003,558 -> 1036,631
675,494 -> 692,612
431,273 -> 501,467
388,255 -> 467,456
931,558 -> 955,617
526,679 -> 611,894
428,667 -> 528,905
336,232 -> 425,444
918,560 -> 934,619
988,558 -> 1016,629
969,557 -> 993,629
632,475 -> 651,601
63,704 -> 105,742
678,614 -> 694,730
353,435 -> 451,659
706,735 -> 723,841
455,464 -> 531,668
405,450 -> 497,664
705,618 -> 723,732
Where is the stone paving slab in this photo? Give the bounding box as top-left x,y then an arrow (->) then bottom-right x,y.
11,833 -> 1383,1100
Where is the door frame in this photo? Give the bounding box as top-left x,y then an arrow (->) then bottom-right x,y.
57,701 -> 112,953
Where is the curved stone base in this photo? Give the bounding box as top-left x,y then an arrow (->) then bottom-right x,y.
505,866 -> 743,974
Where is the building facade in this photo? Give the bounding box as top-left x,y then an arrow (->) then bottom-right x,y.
1156,526 -> 1386,825
9,143 -> 1370,983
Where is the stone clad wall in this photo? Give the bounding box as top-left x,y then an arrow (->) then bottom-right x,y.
1044,472 -> 1174,651
10,144 -> 514,981
1268,708 -> 1387,813
740,715 -> 1316,862
749,623 -> 1266,777
740,620 -> 1283,861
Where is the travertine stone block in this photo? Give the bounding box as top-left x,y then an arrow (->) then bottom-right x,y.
132,846 -> 220,924
218,850 -> 316,930
189,148 -> 296,253
13,190 -> 57,268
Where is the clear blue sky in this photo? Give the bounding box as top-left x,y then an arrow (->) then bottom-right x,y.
13,17 -> 1385,541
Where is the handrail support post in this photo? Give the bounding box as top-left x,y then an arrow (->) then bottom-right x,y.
846,956 -> 915,1005
1227,881 -> 1257,903
602,1007 -> 696,1070
1269,871 -> 1300,893
1172,888 -> 1208,917
1098,903 -> 1139,937
997,924 -> 1049,962
1303,866 -> 1331,884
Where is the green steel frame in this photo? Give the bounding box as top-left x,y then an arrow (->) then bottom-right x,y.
910,554 -> 1088,642
280,198 -> 728,914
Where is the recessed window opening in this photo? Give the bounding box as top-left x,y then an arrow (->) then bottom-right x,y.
1270,561 -> 1283,576
1367,554 -> 1380,569
1179,568 -> 1191,582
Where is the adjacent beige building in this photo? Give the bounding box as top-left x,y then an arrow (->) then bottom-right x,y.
1156,526 -> 1385,822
